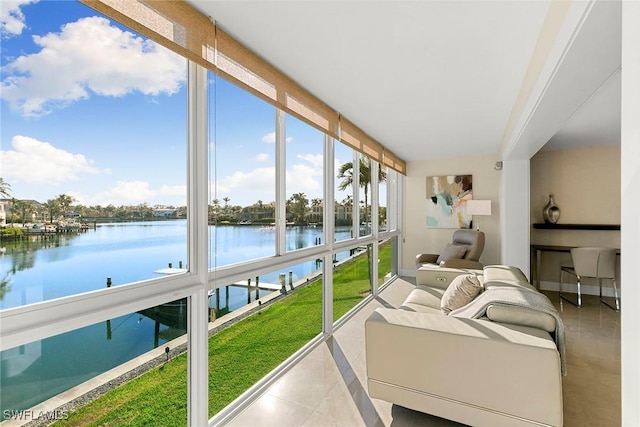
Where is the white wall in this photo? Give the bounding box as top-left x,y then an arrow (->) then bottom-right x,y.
402,154 -> 501,276
531,145 -> 620,229
621,1 -> 640,424
529,145 -> 621,291
500,159 -> 531,276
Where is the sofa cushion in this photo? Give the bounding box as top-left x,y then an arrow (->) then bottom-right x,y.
401,286 -> 446,311
440,274 -> 483,314
483,265 -> 537,291
436,244 -> 467,265
416,266 -> 483,289
486,305 -> 556,333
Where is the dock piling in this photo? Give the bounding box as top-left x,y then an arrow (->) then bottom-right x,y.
255,276 -> 259,300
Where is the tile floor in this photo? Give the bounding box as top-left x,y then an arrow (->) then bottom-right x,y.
225,277 -> 621,427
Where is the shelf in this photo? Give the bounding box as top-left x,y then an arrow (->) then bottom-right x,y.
532,223 -> 620,230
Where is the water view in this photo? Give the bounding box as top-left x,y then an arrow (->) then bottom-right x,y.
0,220 -> 353,416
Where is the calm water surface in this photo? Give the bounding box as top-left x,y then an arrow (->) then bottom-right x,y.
0,220 -> 352,415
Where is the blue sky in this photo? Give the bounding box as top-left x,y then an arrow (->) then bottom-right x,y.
1,0 -> 342,208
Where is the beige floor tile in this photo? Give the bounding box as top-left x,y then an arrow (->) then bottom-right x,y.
226,393 -> 315,427
226,279 -> 621,427
267,356 -> 342,411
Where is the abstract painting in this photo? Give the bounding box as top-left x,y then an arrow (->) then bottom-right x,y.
426,175 -> 472,228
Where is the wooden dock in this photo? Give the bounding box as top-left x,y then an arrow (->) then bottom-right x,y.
230,279 -> 281,291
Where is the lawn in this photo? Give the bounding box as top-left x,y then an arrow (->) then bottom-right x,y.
55,241 -> 392,426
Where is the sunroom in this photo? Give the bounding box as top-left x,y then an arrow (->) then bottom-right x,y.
0,1 -> 638,426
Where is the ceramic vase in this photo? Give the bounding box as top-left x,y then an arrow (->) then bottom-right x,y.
543,194 -> 560,224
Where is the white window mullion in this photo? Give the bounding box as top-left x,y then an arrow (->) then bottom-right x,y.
324,135 -> 335,249
275,109 -> 286,255
187,61 -> 209,426
323,135 -> 335,334
352,150 -> 360,238
398,173 -> 405,275
371,160 -> 379,239
370,160 -> 379,295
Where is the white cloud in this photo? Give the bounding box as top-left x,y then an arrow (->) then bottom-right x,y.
1,16 -> 186,117
215,167 -> 275,205
261,132 -> 292,144
286,164 -> 322,197
298,153 -> 323,168
0,0 -> 36,37
213,154 -> 324,205
261,132 -> 276,143
254,153 -> 270,162
77,181 -> 186,206
0,135 -> 108,184
158,184 -> 187,197
92,181 -> 155,205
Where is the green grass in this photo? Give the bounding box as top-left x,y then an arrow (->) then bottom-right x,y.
56,241 -> 392,426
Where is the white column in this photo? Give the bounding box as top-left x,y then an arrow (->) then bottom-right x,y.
500,159 -> 530,277
187,62 -> 209,426
621,2 -> 640,425
275,109 -> 286,255
322,135 -> 335,335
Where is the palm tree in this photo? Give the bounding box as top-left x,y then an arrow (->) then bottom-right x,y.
9,197 -> 18,226
337,155 -> 386,225
0,178 -> 11,199
287,192 -> 309,225
222,197 -> 230,215
56,194 -> 76,219
13,200 -> 35,225
43,199 -> 61,222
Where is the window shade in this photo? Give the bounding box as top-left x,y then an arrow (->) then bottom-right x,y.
80,0 -> 405,174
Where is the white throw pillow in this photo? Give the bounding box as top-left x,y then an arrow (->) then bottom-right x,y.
436,243 -> 467,265
441,274 -> 483,314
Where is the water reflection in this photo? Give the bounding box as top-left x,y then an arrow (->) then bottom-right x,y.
0,306 -> 186,417
0,234 -> 80,301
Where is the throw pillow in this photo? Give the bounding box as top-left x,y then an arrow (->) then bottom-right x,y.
441,274 -> 483,314
436,244 -> 467,265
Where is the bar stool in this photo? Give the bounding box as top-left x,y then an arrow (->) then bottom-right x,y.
560,247 -> 619,311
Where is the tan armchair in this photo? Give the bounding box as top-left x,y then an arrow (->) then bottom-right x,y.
416,229 -> 485,270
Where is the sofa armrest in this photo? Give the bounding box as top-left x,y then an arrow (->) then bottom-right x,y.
442,259 -> 483,270
416,253 -> 439,267
365,308 -> 562,427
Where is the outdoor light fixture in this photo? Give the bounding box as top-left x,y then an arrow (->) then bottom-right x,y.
466,200 -> 492,231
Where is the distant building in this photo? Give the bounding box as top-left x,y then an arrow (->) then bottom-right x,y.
153,208 -> 178,218
0,199 -> 44,224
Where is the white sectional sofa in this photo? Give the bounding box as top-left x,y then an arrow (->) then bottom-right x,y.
365,265 -> 564,427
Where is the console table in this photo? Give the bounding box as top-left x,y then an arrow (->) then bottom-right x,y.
533,223 -> 620,230
530,244 -> 621,289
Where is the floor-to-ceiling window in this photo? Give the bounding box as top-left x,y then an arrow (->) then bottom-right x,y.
0,2 -> 191,422
285,114 -> 325,252
334,142 -> 356,242
0,1 -> 405,425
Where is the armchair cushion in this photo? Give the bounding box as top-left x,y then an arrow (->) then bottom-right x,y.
436,244 -> 467,264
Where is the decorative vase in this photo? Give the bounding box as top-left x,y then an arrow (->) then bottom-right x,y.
543,194 -> 560,224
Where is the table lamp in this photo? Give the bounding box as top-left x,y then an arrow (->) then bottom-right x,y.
466,200 -> 492,231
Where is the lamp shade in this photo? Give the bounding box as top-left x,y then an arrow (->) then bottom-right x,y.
467,200 -> 492,216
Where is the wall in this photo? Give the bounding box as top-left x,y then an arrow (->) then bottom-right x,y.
530,144 -> 621,292
621,1 -> 640,421
402,154 -> 502,276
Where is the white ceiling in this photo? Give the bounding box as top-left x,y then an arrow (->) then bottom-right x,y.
188,1 -> 621,162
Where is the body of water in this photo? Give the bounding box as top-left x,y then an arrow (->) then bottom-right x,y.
0,220 -> 353,416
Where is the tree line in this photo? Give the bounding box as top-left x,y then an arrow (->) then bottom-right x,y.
1,156 -> 387,226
